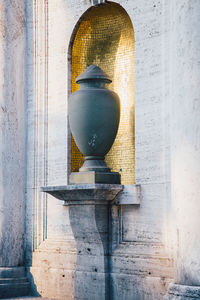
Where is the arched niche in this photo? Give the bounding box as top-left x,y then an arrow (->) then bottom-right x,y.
69,2 -> 135,184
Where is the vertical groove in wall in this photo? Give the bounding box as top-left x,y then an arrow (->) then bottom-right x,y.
43,0 -> 48,242
33,0 -> 38,251
33,0 -> 48,250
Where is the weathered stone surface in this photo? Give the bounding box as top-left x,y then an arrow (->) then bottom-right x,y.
0,0 -> 26,267
27,0 -> 174,299
111,273 -> 172,300
165,0 -> 200,298
0,0 -> 29,298
164,283 -> 200,300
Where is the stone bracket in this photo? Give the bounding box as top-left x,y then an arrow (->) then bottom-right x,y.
41,184 -> 123,205
113,184 -> 141,205
41,184 -> 141,206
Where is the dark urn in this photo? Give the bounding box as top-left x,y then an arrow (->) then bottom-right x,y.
69,64 -> 121,184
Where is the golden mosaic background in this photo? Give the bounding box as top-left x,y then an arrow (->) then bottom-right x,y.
71,2 -> 135,184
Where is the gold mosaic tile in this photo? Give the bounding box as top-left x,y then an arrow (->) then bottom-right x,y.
71,2 -> 135,184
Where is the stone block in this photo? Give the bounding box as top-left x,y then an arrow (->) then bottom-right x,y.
69,171 -> 121,184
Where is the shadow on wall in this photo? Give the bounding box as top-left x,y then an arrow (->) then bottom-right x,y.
68,202 -> 110,300
27,269 -> 41,297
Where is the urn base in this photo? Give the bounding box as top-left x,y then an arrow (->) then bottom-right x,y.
69,171 -> 121,184
79,156 -> 110,172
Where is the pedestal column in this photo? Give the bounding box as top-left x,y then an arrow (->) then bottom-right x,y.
165,1 -> 200,299
42,184 -> 122,300
0,0 -> 29,297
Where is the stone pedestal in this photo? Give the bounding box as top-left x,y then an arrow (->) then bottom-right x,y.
42,184 -> 122,300
69,171 -> 120,184
165,1 -> 200,299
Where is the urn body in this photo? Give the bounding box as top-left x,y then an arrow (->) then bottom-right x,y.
69,85 -> 120,158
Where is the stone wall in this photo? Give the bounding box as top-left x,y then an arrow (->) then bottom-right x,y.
0,0 -> 26,268
0,1 -> 30,297
26,0 -> 174,299
165,1 -> 200,299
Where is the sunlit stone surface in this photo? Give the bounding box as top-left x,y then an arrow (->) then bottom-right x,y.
0,0 -> 29,297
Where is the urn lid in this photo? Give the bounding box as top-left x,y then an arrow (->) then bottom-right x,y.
76,64 -> 112,84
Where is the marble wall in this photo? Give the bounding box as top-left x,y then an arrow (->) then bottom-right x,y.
24,0 -> 175,299
0,1 -> 30,297
3,0 -> 200,299
0,0 -> 26,269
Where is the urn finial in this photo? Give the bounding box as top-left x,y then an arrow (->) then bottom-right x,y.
76,64 -> 112,83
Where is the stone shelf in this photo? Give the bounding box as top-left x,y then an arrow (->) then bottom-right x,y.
41,184 -> 123,204
41,183 -> 141,205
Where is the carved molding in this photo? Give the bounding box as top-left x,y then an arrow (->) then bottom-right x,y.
33,0 -> 48,250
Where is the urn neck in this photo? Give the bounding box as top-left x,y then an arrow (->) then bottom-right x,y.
77,79 -> 109,89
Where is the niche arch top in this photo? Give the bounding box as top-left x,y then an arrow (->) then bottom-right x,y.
70,2 -> 135,184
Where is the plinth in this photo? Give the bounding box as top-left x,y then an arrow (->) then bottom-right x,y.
42,184 -> 122,300
69,171 -> 120,184
69,157 -> 121,185
0,267 -> 29,298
